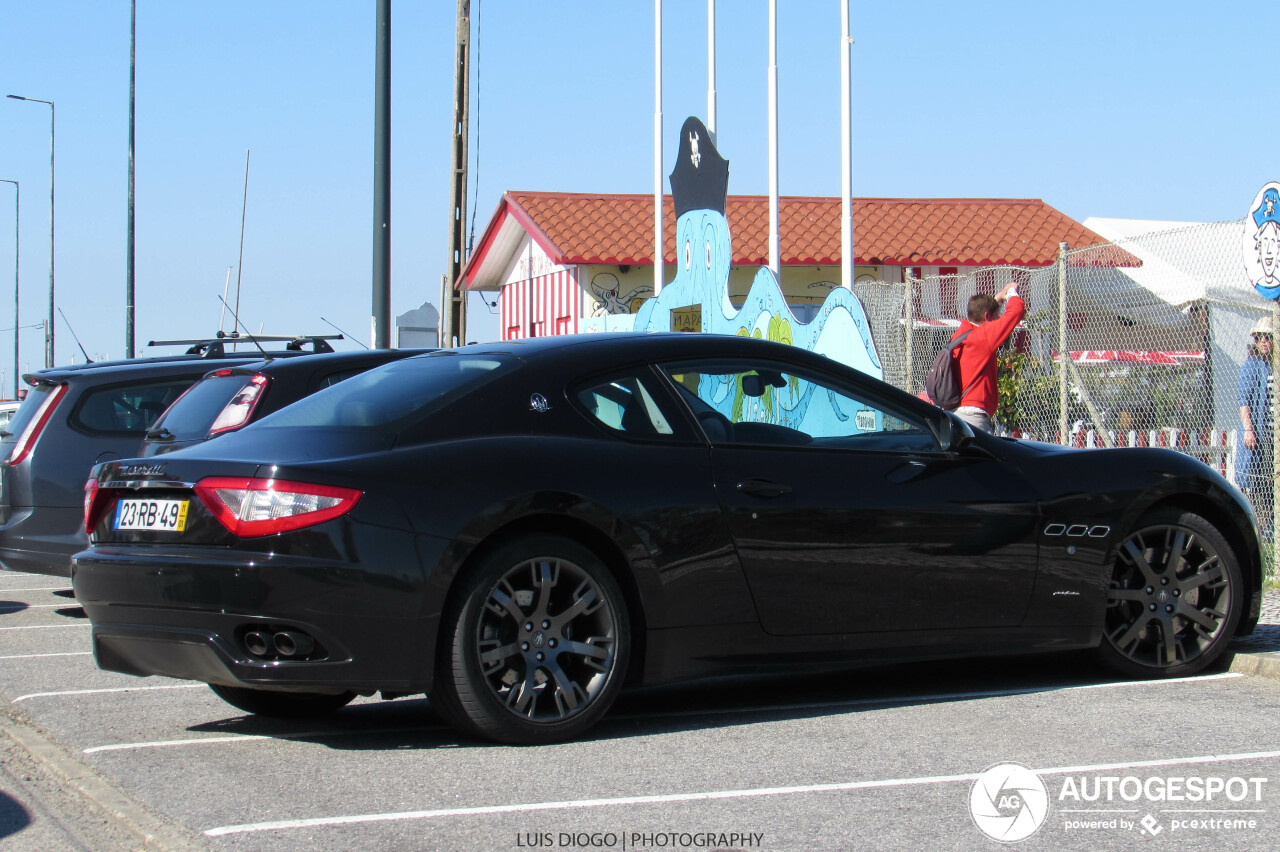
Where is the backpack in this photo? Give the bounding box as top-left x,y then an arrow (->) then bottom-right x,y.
925,329 -> 981,410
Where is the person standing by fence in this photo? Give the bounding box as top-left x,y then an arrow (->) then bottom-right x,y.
1237,316 -> 1274,538
951,282 -> 1026,433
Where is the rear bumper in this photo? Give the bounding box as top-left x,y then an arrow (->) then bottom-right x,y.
73,535 -> 438,693
0,506 -> 83,577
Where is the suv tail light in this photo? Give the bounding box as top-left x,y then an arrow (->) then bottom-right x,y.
194,476 -> 361,537
9,384 -> 68,465
208,374 -> 269,436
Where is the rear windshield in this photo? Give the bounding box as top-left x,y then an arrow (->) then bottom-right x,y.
255,352 -> 516,431
2,386 -> 56,443
151,374 -> 253,439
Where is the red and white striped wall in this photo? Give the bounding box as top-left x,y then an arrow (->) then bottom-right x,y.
502,268 -> 581,340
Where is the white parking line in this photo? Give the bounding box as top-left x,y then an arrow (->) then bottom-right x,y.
0,603 -> 76,610
0,623 -> 89,631
82,725 -> 445,754
0,651 -> 92,661
13,684 -> 204,702
0,586 -> 71,593
203,748 -> 1280,837
81,673 -> 1243,755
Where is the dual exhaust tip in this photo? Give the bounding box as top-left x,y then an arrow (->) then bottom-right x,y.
243,628 -> 315,659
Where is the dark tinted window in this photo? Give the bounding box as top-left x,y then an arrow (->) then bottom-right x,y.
151,374 -> 253,439
257,352 -> 516,431
71,379 -> 194,436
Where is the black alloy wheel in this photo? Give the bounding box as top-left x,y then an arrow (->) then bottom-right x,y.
1097,509 -> 1243,678
432,534 -> 630,744
209,683 -> 357,717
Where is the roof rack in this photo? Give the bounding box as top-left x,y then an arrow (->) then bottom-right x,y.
146,332 -> 344,358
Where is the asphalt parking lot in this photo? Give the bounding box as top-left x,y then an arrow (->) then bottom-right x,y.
2,569 -> 1280,852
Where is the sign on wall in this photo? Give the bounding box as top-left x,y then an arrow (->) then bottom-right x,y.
1242,182 -> 1280,300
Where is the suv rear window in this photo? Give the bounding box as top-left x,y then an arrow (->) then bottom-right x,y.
2,386 -> 56,442
71,379 -> 194,436
151,374 -> 254,440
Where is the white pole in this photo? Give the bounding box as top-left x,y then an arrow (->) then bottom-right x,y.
840,0 -> 853,291
654,0 -> 664,296
707,0 -> 717,142
768,0 -> 780,280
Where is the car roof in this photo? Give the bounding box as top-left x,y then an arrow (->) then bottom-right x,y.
436,332 -> 839,366
24,354 -> 277,386
201,348 -> 436,380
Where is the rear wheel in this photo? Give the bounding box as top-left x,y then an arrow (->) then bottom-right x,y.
1097,509 -> 1242,678
209,684 -> 356,717
432,534 -> 630,744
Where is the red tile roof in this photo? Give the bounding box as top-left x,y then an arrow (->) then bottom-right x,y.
501,191 -> 1113,268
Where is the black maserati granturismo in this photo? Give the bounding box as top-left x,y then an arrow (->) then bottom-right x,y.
72,333 -> 1263,744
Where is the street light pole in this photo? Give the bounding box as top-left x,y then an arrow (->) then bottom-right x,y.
7,95 -> 54,368
0,179 -> 17,397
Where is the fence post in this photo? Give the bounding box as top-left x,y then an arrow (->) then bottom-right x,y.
1272,301 -> 1279,542
904,270 -> 915,394
1057,241 -> 1069,445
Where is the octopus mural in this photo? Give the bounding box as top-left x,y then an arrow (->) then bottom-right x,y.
633,116 -> 883,432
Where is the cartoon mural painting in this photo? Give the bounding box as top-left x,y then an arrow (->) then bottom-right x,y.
1243,182 -> 1280,300
633,116 -> 884,434
590,273 -> 652,317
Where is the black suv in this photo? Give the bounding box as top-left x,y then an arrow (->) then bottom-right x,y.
141,348 -> 429,456
0,335 -> 341,577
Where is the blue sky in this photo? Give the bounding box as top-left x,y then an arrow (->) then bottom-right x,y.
0,1 -> 1273,377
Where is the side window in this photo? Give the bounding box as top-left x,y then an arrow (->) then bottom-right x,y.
661,360 -> 937,452
575,374 -> 675,439
72,379 -> 194,436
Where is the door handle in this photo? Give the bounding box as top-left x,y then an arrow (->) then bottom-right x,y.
736,479 -> 793,498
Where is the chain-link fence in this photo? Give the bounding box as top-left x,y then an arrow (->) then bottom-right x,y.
859,219 -> 1278,556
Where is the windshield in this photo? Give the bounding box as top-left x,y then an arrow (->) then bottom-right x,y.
253,352 -> 516,432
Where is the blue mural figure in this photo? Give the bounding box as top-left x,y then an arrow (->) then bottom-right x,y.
634,116 -> 884,434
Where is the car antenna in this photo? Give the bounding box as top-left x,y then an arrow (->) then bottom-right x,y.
57,307 -> 93,363
216,295 -> 269,357
320,316 -> 369,349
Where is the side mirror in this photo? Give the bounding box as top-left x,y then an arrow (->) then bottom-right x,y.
938,411 -> 976,452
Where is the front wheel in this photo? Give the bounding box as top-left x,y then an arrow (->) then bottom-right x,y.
1096,509 -> 1243,679
209,683 -> 356,717
431,534 -> 631,744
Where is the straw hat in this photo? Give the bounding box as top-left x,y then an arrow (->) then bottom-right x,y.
1251,316 -> 1274,336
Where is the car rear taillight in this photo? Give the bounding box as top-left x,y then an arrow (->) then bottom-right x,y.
194,476 -> 362,537
208,374 -> 269,436
83,477 -> 116,534
8,384 -> 68,465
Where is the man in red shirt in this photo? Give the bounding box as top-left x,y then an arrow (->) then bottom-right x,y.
950,281 -> 1025,432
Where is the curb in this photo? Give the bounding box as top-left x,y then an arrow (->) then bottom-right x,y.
1227,649 -> 1280,681
1,705 -> 207,852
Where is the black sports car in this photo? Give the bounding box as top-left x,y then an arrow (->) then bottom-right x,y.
72,333 -> 1263,744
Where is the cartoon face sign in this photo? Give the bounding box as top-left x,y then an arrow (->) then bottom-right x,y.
1243,182 -> 1280,300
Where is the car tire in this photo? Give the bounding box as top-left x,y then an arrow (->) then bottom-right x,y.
209,683 -> 356,717
431,533 -> 631,745
1096,508 -> 1243,679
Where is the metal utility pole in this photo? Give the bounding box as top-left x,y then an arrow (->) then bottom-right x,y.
6,95 -> 54,367
653,0 -> 664,296
1,179 -> 17,397
126,0 -> 137,357
441,0 -> 470,349
372,0 -> 392,348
